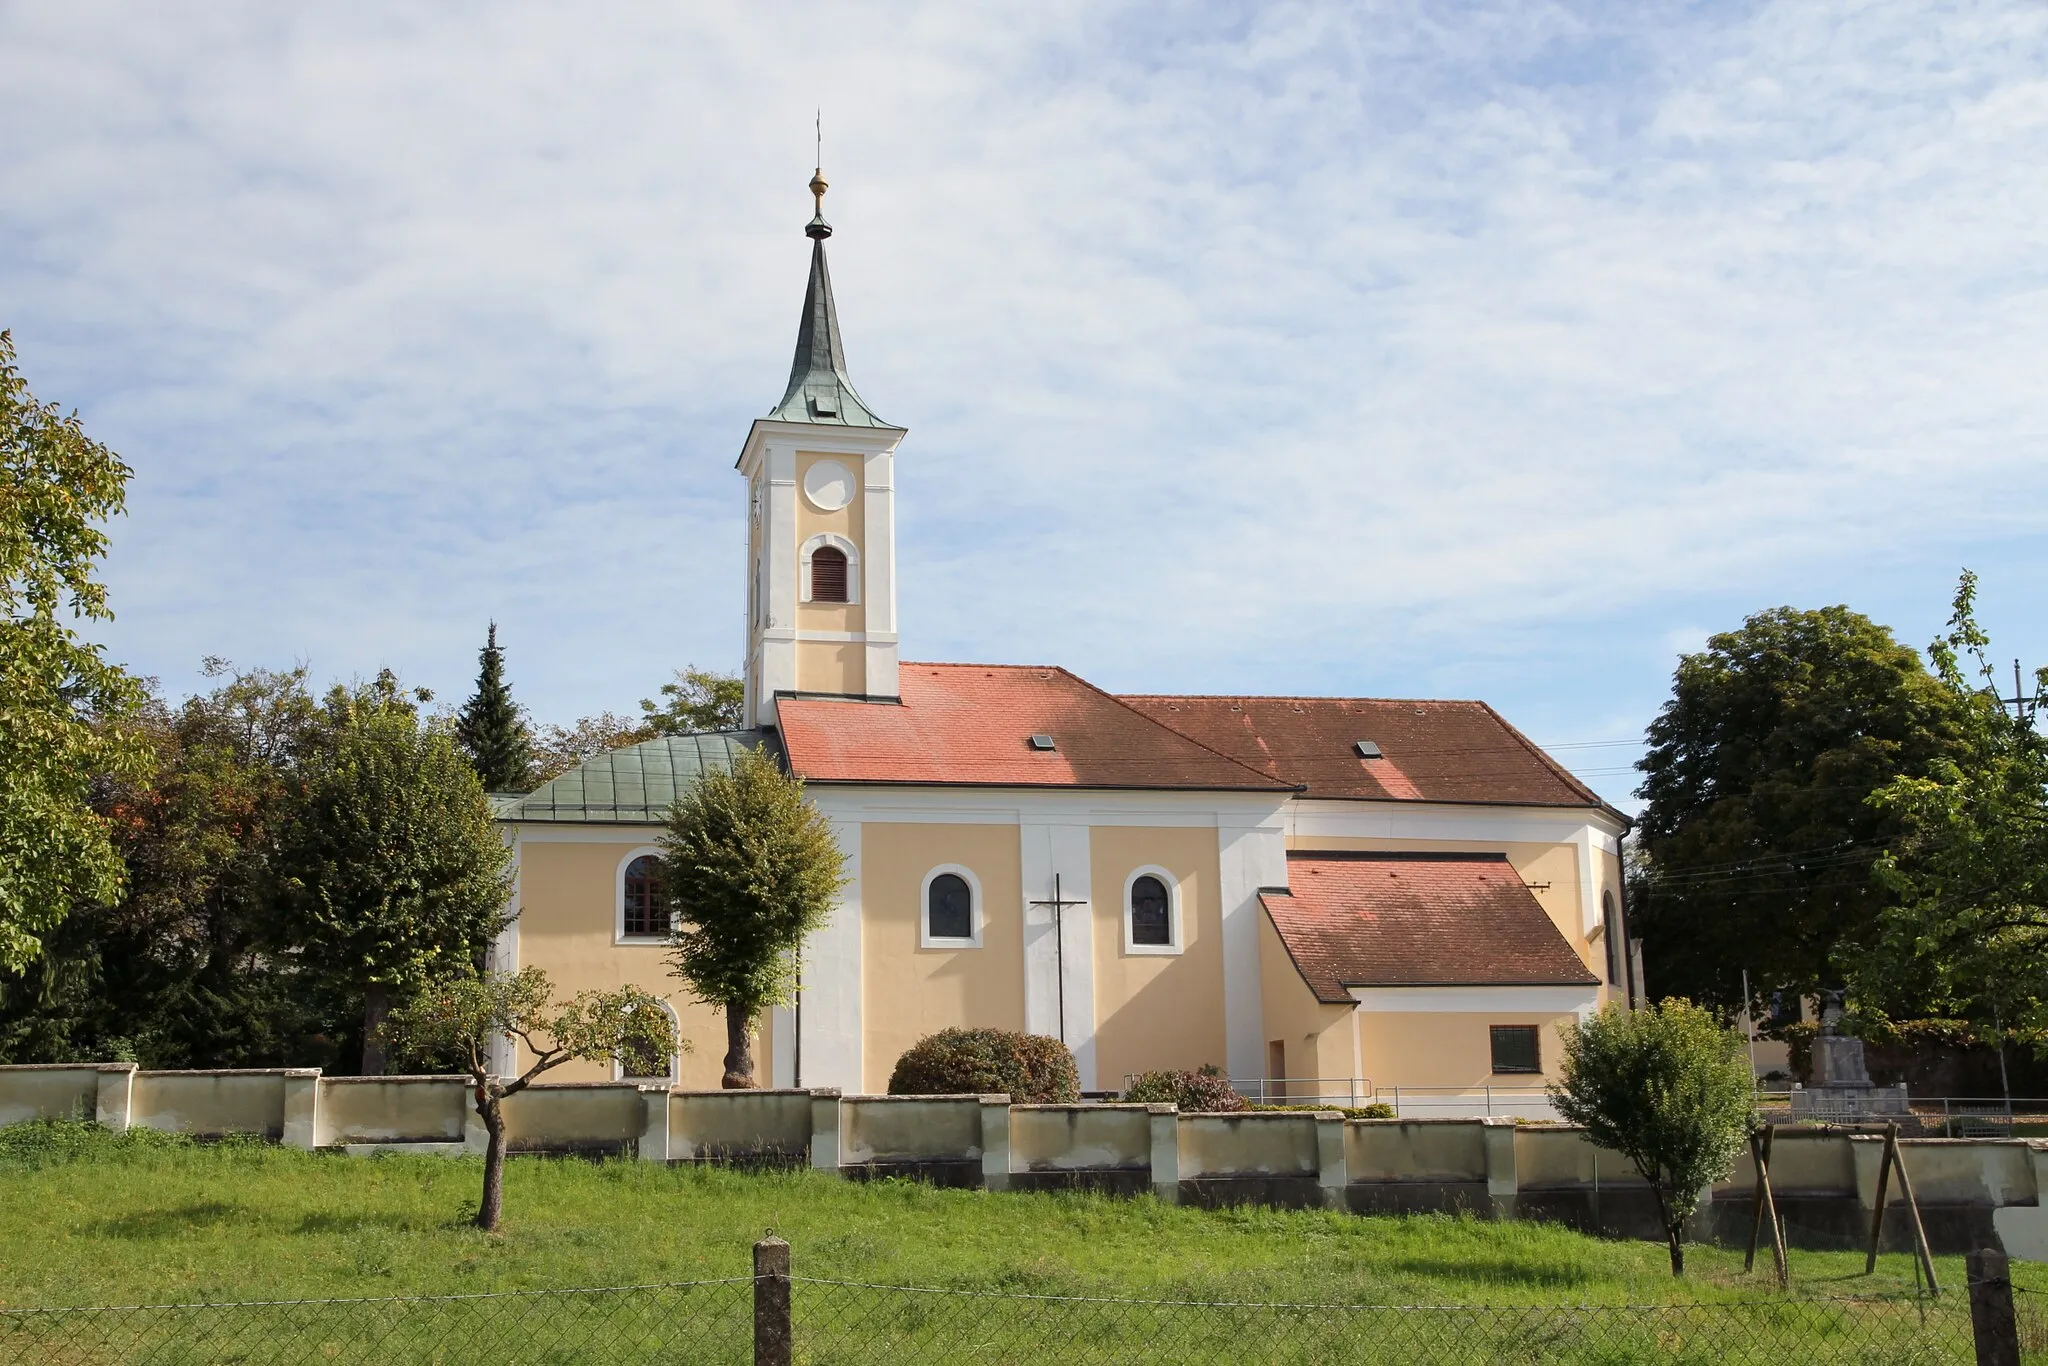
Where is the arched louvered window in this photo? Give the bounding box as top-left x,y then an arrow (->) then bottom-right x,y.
622,855 -> 668,938
1129,874 -> 1172,947
810,545 -> 848,603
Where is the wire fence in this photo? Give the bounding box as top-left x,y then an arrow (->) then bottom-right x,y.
790,1279 -> 1979,1365
2,1276 -> 2010,1366
0,1279 -> 755,1366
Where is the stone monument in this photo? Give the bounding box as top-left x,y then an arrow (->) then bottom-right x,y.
1791,990 -> 1910,1120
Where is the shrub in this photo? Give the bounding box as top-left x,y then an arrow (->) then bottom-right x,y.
1550,999 -> 1754,1277
1250,1102 -> 1396,1120
1122,1065 -> 1246,1112
888,1028 -> 1078,1103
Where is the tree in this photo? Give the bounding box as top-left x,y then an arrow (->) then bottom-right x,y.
529,712 -> 650,785
274,671 -> 512,1073
0,330 -> 150,971
385,967 -> 675,1231
1550,1000 -> 1754,1275
0,661 -> 332,1068
1862,572 -> 2048,1034
661,747 -> 844,1087
1632,605 -> 1964,1011
639,667 -> 745,735
453,622 -> 535,792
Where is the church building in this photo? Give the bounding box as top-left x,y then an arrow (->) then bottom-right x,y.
492,172 -> 1637,1109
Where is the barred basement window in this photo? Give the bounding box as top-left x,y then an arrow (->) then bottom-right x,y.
1490,1025 -> 1541,1075
810,545 -> 849,602
622,855 -> 668,938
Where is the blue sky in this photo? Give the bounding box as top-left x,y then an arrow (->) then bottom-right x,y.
3,1 -> 2045,810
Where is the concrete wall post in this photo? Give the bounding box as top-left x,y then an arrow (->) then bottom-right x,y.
753,1236 -> 792,1366
1315,1112 -> 1349,1210
280,1069 -> 321,1150
808,1088 -> 842,1174
979,1095 -> 1012,1192
638,1086 -> 670,1163
1482,1116 -> 1518,1218
1148,1105 -> 1181,1204
93,1064 -> 136,1133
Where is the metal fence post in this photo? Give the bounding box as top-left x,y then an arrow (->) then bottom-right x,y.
1968,1248 -> 2020,1366
753,1235 -> 791,1366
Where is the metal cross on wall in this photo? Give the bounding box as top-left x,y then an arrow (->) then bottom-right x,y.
1028,874 -> 1088,1046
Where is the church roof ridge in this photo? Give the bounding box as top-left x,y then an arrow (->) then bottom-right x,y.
764,166 -> 893,429
1116,690 -> 1503,707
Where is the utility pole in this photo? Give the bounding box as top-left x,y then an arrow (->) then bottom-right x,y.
1997,659 -> 2040,725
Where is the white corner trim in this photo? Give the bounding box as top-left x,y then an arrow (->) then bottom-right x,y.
1347,985 -> 1601,1014
611,998 -> 683,1082
1120,864 -> 1184,956
799,532 -> 861,605
614,844 -> 669,946
918,863 -> 984,949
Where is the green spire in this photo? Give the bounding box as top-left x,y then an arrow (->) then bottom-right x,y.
765,166 -> 893,428
454,622 -> 535,793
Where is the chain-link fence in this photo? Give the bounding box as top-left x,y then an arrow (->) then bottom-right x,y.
788,1279 -> 1976,1364
0,1278 -> 754,1365
0,1252 -> 2027,1365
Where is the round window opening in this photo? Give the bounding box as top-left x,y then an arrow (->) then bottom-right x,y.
802,460 -> 856,511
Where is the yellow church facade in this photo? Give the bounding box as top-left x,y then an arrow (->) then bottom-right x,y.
492,174 -> 1636,1112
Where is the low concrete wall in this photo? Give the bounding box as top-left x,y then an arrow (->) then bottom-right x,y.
502,1082 -> 647,1155
4,1064 -> 2044,1258
318,1076 -> 470,1146
669,1089 -> 814,1163
1343,1118 -> 1491,1215
840,1094 -> 994,1185
131,1071 -> 291,1140
0,1064 -> 118,1127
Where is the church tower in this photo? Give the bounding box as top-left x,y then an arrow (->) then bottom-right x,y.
738,168 -> 906,730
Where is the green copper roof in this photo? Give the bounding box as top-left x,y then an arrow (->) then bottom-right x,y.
765,237 -> 894,429
498,731 -> 776,824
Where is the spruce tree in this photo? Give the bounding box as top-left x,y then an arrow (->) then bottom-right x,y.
454,623 -> 535,792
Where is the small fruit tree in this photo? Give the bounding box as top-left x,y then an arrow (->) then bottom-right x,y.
1549,999 -> 1754,1275
387,967 -> 676,1231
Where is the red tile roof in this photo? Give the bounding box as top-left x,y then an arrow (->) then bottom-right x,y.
776,664 -> 1296,791
1119,694 -> 1601,807
1262,852 -> 1599,1002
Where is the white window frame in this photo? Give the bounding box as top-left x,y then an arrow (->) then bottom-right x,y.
1122,866 -> 1184,956
612,998 -> 682,1083
919,863 -> 983,949
799,532 -> 861,605
615,845 -> 669,945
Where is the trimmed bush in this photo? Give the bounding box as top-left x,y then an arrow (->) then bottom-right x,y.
1251,1102 -> 1397,1120
1122,1065 -> 1247,1112
888,1028 -> 1079,1103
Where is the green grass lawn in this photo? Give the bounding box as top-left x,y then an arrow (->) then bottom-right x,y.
0,1120 -> 2029,1308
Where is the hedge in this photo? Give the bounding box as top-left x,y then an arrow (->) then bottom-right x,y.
1122,1065 -> 1247,1112
887,1028 -> 1079,1103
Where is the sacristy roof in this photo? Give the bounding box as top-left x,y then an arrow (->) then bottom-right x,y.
1261,851 -> 1600,1003
497,731 -> 776,824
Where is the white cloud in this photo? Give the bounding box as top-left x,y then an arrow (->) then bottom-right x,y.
2,0 -> 2043,791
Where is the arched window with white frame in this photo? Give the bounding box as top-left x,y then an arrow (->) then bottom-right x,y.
617,847 -> 670,944
920,864 -> 983,948
1123,867 -> 1183,955
800,533 -> 861,605
613,998 -> 681,1083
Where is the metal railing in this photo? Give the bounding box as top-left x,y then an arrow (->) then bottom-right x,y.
1226,1076 -> 1375,1107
